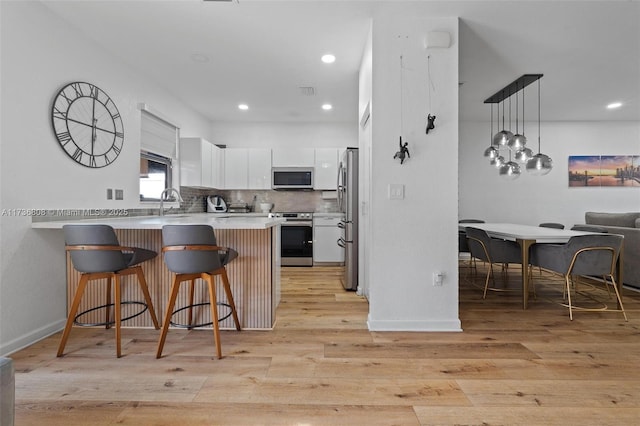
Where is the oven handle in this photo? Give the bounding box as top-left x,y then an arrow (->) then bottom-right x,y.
281,221 -> 313,227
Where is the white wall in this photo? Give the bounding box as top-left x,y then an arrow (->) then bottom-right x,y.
459,121 -> 640,227
366,16 -> 460,331
210,121 -> 357,149
0,1 -> 211,355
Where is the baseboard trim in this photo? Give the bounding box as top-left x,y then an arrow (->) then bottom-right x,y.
367,317 -> 462,332
1,320 -> 65,356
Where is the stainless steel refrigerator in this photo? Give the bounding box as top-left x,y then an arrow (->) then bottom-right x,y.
337,148 -> 358,291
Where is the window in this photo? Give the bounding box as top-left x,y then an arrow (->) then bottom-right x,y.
140,152 -> 172,201
139,107 -> 179,202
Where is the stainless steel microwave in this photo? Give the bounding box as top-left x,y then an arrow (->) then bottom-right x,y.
272,167 -> 314,190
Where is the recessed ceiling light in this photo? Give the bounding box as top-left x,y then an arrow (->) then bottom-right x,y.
607,102 -> 622,109
238,104 -> 249,110
321,54 -> 336,64
322,104 -> 333,111
190,53 -> 210,63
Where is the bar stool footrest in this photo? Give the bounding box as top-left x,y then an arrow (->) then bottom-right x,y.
73,301 -> 149,327
169,302 -> 233,328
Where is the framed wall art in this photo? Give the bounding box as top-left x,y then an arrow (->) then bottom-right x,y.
568,155 -> 640,187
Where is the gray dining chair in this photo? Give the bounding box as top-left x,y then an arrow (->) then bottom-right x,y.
156,225 -> 241,359
539,222 -> 564,229
459,219 -> 485,272
59,224 -> 160,357
530,234 -> 626,320
571,224 -> 608,233
465,227 -> 522,299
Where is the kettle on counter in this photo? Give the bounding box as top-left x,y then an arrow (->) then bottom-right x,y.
207,195 -> 228,213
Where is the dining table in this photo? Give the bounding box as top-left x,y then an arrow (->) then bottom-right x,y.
459,223 -> 624,309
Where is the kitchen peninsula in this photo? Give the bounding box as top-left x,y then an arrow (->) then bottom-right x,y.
32,214 -> 284,330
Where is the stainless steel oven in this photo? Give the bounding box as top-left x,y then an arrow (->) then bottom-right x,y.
279,212 -> 313,266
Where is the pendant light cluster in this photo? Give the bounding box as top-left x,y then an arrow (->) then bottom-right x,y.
483,74 -> 552,179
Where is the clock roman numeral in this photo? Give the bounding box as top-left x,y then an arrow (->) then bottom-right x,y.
115,132 -> 124,140
88,84 -> 99,99
60,91 -> 74,105
53,107 -> 67,120
89,155 -> 97,167
71,83 -> 84,97
72,147 -> 83,162
56,131 -> 72,145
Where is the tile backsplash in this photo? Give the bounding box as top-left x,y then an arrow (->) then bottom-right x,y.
197,188 -> 339,213
32,187 -> 338,222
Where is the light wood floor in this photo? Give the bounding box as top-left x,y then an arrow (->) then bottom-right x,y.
11,264 -> 640,425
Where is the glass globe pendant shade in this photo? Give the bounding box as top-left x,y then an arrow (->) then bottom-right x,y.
514,147 -> 534,163
492,130 -> 513,147
490,155 -> 505,168
526,153 -> 553,176
508,133 -> 527,151
483,146 -> 499,160
499,161 -> 521,180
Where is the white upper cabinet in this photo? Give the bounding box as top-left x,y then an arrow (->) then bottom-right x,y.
223,148 -> 249,189
223,148 -> 272,189
272,148 -> 315,167
248,148 -> 272,189
314,148 -> 339,190
179,137 -> 222,188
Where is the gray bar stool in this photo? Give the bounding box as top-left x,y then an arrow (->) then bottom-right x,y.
59,224 -> 160,357
156,225 -> 241,359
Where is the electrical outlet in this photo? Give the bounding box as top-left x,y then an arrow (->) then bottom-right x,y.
115,189 -> 124,200
433,272 -> 445,286
107,188 -> 113,200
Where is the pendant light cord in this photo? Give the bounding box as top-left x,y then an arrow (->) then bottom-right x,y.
537,78 -> 541,153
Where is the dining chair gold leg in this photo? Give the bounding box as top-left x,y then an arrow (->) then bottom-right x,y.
565,275 -> 574,321
608,275 -> 627,321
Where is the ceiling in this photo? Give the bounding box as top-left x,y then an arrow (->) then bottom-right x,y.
41,0 -> 640,124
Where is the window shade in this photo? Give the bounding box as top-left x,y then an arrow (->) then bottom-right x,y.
140,111 -> 178,159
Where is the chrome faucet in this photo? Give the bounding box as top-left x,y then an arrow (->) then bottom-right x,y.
159,188 -> 184,216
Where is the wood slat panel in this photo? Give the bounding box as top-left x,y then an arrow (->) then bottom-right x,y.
66,228 -> 276,330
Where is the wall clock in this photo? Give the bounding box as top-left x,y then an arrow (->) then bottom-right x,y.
51,82 -> 124,168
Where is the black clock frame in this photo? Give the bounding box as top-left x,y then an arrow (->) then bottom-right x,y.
51,81 -> 124,168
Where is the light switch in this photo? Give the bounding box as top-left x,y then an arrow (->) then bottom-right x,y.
115,189 -> 124,200
107,189 -> 113,200
388,184 -> 404,200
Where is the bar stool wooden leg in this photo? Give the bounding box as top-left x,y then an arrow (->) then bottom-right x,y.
205,274 -> 223,359
156,276 -> 182,358
187,279 -> 196,329
57,274 -> 90,357
135,266 -> 160,329
105,276 -> 112,329
114,274 -> 122,358
220,269 -> 241,331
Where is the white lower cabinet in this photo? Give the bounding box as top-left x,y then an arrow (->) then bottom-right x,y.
313,215 -> 345,264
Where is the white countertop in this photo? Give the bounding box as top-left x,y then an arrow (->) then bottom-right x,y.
32,213 -> 285,230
